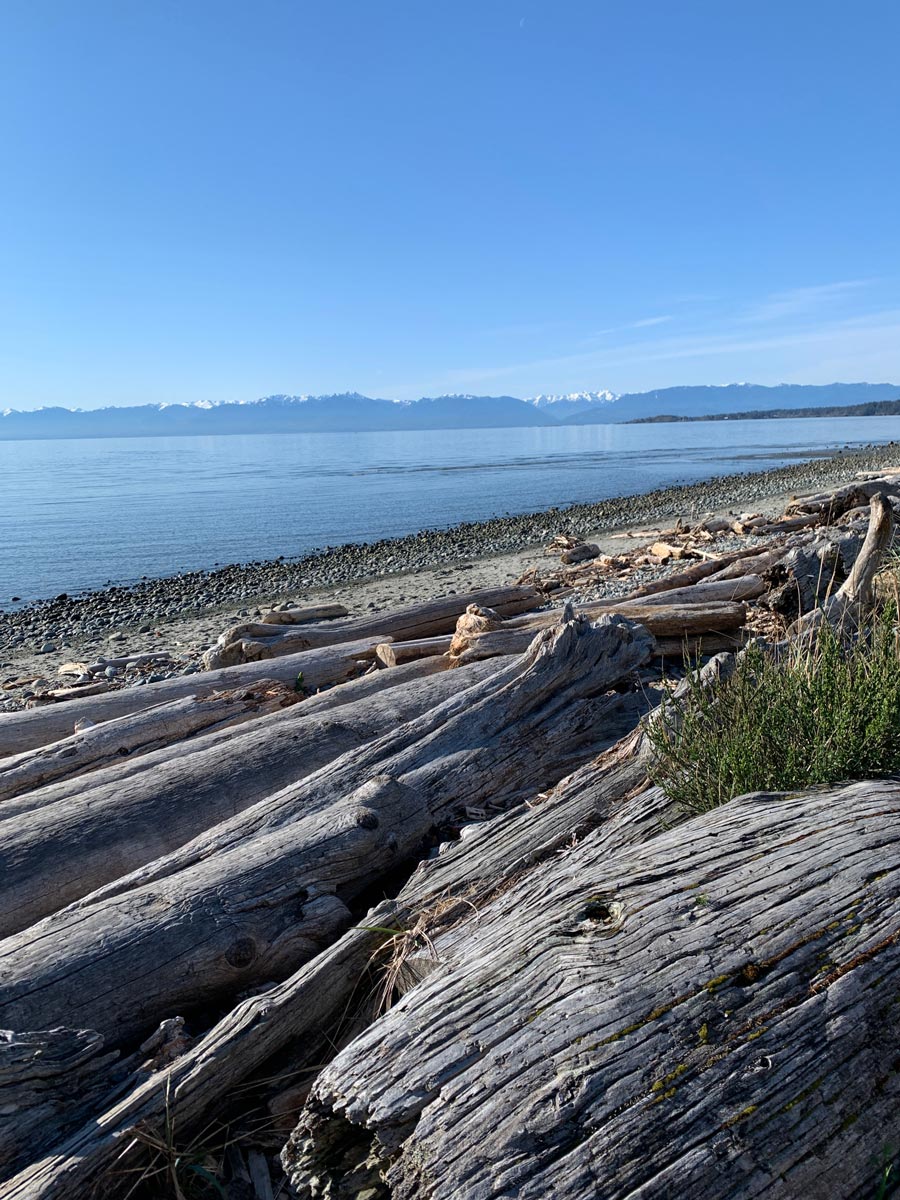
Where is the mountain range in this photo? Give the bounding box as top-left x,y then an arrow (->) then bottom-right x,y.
1,383 -> 898,440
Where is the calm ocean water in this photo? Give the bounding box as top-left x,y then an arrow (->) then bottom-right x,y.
1,416 -> 897,604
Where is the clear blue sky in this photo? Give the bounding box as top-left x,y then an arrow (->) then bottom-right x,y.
2,0 -> 899,410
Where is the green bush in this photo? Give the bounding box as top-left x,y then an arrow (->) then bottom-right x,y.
648,606 -> 900,814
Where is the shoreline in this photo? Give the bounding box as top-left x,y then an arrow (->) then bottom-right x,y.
3,438 -> 900,696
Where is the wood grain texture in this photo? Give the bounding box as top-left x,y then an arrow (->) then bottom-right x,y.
284,778 -> 900,1200
0,614 -> 653,1049
0,636 -> 409,758
0,706 -> 654,1196
0,659 -> 506,937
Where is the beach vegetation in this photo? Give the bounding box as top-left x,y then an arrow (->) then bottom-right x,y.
648,602 -> 900,815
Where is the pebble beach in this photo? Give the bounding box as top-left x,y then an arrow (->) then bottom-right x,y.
2,439 -> 899,707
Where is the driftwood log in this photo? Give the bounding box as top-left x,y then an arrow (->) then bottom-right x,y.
447,600 -> 747,665
0,614 -> 653,1048
259,603 -> 349,625
0,715 -> 654,1194
0,635 -> 416,758
203,586 -> 543,669
0,658 -> 508,937
284,778 -> 900,1200
0,682 -> 298,804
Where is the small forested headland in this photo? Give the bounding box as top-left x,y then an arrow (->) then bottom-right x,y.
631,395 -> 900,423
4,462 -> 900,1198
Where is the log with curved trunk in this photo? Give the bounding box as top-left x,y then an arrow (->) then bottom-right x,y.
0,658 -> 508,938
284,778 -> 900,1200
789,491 -> 894,635
0,614 -> 654,1050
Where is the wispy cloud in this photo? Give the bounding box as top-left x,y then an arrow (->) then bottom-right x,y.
441,306 -> 900,390
630,315 -> 673,329
741,280 -> 874,324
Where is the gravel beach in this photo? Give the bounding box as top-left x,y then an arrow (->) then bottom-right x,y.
2,439 -> 899,704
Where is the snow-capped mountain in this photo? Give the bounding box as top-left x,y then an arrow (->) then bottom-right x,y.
528,390 -> 618,420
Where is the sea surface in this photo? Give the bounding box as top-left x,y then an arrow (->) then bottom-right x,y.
1,416 -> 897,604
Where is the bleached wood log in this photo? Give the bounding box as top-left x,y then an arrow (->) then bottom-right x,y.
0,709 -> 656,1196
0,659 -> 508,936
202,586 -> 542,669
560,542 -> 599,564
0,1028 -> 121,1179
260,604 -> 349,625
284,778 -> 900,1200
0,684 -> 298,805
0,658 -> 455,823
374,636 -> 453,668
746,511 -> 823,535
0,636 -> 400,759
0,614 -> 653,1049
616,574 -> 765,607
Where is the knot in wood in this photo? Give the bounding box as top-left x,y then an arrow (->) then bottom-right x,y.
225,936 -> 258,969
355,807 -> 380,830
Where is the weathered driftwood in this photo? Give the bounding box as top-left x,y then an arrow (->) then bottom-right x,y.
374,636 -> 453,668
0,1027 -> 121,1178
284,778 -> 900,1200
786,476 -> 900,518
203,586 -> 542,669
0,683 -> 298,804
0,614 -> 653,1048
448,601 -> 747,664
0,658 -> 454,823
619,543 -> 778,599
614,574 -> 765,608
260,604 -> 349,625
0,706 -> 656,1196
0,636 -> 403,759
0,659 -> 508,936
789,491 -> 894,635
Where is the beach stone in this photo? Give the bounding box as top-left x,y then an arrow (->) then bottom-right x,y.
37,642 -> 57,654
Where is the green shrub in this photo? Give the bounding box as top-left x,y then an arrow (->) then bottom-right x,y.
648,606 -> 900,815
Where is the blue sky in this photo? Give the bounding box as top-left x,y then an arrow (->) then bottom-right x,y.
2,0 -> 899,410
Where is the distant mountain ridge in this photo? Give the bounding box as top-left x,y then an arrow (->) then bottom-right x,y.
1,383 -> 898,440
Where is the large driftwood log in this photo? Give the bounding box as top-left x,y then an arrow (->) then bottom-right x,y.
204,586 -> 543,669
284,778 -> 900,1200
0,614 -> 654,1049
0,683 -> 298,804
0,659 -> 508,937
0,635 -> 410,759
0,712 -> 656,1195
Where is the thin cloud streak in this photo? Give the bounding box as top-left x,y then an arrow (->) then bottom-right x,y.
442,307 -> 900,389
740,280 -> 874,324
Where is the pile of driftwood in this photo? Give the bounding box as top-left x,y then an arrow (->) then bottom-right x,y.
1,473 -> 900,1199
